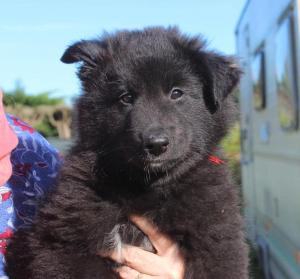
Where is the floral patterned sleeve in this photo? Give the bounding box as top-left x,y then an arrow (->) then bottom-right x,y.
0,114 -> 62,279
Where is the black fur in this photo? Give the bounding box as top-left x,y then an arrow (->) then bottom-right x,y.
5,27 -> 248,279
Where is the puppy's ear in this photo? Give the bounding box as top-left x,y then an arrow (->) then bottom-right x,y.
61,40 -> 104,65
202,53 -> 242,113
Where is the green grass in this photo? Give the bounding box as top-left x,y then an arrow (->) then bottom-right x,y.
222,123 -> 242,185
249,245 -> 265,278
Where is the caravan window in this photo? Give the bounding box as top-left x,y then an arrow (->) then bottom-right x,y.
275,13 -> 298,130
252,51 -> 266,110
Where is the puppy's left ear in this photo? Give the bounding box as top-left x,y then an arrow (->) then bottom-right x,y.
201,53 -> 242,113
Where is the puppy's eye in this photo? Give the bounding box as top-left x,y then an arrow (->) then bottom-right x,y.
170,88 -> 184,100
119,93 -> 134,105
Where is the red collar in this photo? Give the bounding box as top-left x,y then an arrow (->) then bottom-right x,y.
208,155 -> 224,165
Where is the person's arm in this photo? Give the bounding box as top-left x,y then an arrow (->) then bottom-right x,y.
0,89 -> 18,186
101,215 -> 185,279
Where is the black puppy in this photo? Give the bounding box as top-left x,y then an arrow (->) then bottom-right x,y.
5,27 -> 248,279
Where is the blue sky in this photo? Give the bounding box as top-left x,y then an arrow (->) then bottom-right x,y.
0,0 -> 246,102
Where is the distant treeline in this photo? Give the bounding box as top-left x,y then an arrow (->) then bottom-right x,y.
3,82 -> 64,107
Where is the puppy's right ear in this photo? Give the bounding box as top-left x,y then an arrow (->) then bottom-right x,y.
61,40 -> 103,65
201,53 -> 242,113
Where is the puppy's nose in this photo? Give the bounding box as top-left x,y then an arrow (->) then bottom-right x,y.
144,132 -> 169,156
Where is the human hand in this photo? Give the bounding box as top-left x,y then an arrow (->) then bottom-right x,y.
101,215 -> 185,279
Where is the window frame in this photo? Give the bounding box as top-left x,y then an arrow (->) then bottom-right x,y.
251,48 -> 267,111
275,10 -> 299,131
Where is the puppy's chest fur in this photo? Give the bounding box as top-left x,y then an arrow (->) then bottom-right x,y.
99,162 -> 223,259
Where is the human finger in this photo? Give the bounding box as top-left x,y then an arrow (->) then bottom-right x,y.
130,215 -> 174,255
103,244 -> 166,276
115,266 -> 157,279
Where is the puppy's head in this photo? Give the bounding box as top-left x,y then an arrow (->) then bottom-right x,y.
62,27 -> 240,178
